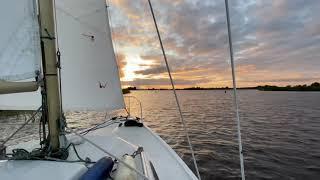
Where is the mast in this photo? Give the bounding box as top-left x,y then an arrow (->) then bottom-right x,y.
38,0 -> 61,152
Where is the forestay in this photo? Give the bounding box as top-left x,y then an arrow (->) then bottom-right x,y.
56,0 -> 124,111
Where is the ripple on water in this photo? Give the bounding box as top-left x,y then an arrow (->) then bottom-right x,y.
1,90 -> 320,179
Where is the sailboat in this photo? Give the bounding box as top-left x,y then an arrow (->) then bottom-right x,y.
0,0 -> 200,179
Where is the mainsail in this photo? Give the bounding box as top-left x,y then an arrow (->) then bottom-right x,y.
0,0 -> 42,110
0,0 -> 41,81
0,0 -> 125,111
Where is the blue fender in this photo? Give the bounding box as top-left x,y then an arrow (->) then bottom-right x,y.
80,157 -> 114,180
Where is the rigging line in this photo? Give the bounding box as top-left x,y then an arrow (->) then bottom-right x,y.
147,0 -> 201,179
79,120 -> 117,136
105,1 -> 123,87
66,127 -> 150,180
0,107 -> 42,150
224,0 -> 245,180
106,2 -> 132,118
53,0 -> 64,123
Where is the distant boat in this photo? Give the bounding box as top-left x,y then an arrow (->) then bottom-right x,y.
0,0 -> 198,179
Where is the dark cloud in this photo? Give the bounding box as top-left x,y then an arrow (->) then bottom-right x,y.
135,65 -> 166,76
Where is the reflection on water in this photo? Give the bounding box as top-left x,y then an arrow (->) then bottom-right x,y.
1,90 -> 320,179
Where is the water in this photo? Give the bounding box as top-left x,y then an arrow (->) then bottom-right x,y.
1,90 -> 320,179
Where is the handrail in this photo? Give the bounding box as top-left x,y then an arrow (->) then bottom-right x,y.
124,95 -> 143,122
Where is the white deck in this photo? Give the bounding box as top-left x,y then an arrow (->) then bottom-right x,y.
0,120 -> 198,180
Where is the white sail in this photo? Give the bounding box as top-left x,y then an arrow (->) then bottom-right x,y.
56,0 -> 125,111
0,0 -> 41,81
0,0 -> 41,110
0,89 -> 41,110
0,0 -> 124,111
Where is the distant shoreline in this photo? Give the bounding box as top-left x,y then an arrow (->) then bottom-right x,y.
123,82 -> 320,92
131,88 -> 255,90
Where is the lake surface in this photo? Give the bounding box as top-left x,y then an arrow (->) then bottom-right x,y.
1,90 -> 320,179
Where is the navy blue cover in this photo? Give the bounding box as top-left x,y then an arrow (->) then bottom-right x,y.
80,157 -> 114,180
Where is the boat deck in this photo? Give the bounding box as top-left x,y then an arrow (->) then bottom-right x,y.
0,120 -> 198,180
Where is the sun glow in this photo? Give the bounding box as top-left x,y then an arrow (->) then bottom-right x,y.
122,54 -> 152,81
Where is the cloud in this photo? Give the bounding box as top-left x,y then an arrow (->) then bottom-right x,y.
121,77 -> 212,89
109,0 -> 320,88
135,65 -> 166,76
115,52 -> 126,78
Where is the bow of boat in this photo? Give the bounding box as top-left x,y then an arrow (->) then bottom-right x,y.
0,118 -> 198,180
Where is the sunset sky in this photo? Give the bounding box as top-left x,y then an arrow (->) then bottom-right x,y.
107,0 -> 320,88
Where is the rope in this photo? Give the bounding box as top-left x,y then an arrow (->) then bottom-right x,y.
52,0 -> 63,119
6,143 -> 94,164
147,1 -> 201,179
52,0 -> 67,137
65,143 -> 91,163
79,120 -> 117,136
224,0 -> 245,179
